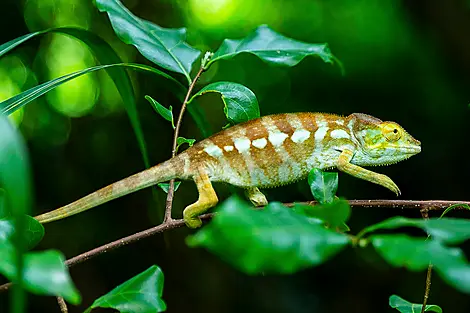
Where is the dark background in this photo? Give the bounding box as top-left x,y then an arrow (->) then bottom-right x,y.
1,0 -> 470,312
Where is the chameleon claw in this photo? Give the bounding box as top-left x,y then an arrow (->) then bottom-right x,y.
245,187 -> 268,207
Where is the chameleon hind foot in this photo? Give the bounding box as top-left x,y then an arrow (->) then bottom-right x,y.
183,170 -> 218,228
245,187 -> 268,207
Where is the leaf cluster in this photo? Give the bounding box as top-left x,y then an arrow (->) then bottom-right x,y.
0,0 -> 466,312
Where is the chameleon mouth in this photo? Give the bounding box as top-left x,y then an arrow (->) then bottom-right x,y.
402,145 -> 421,154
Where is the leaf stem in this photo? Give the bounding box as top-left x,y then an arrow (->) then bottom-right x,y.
164,65 -> 206,223
57,297 -> 68,313
420,208 -> 433,313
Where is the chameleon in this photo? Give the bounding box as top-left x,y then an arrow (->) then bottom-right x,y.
34,112 -> 421,228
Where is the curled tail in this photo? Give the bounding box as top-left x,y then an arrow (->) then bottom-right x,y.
35,158 -> 180,224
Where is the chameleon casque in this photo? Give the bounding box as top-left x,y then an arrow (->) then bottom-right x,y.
35,112 -> 421,228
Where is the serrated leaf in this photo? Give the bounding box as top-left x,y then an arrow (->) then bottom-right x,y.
357,216 -> 470,244
187,196 -> 350,274
308,168 -> 338,204
292,199 -> 350,228
389,295 -> 442,313
95,0 -> 201,84
145,95 -> 175,129
86,265 -> 166,313
158,181 -> 181,194
0,215 -> 44,250
208,25 -> 340,70
190,82 -> 260,124
372,234 -> 470,293
0,246 -> 81,304
176,137 -> 196,152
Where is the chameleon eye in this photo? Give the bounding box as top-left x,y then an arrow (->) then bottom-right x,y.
382,123 -> 401,142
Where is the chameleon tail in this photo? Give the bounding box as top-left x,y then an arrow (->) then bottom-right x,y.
34,159 -> 179,224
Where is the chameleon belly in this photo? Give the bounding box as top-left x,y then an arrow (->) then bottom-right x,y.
184,112 -> 353,188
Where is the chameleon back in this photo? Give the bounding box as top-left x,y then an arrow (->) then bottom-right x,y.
180,112 -> 354,188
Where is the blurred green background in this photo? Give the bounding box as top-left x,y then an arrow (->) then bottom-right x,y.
1,0 -> 470,312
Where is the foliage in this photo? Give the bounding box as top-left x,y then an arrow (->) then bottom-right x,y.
189,82 -> 260,125
389,295 -> 442,313
86,265 -> 166,313
187,197 -> 351,274
0,0 -> 467,312
308,168 -> 338,204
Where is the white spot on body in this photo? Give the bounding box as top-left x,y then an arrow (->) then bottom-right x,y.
224,145 -> 234,152
252,138 -> 267,149
261,117 -> 302,183
204,144 -> 223,157
306,115 -> 330,169
229,132 -> 267,186
286,114 -> 303,129
330,129 -> 350,139
314,126 -> 328,141
268,132 -> 288,146
234,138 -> 251,153
291,129 -> 311,143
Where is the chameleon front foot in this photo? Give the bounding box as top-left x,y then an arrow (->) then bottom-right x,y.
245,187 -> 268,206
183,169 -> 218,228
378,174 -> 401,196
183,210 -> 203,228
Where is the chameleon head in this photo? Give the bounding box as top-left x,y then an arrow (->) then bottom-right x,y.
348,113 -> 421,166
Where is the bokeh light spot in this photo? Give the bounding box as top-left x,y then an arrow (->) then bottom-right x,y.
45,35 -> 98,117
188,0 -> 237,27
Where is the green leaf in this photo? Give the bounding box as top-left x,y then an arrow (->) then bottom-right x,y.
190,82 -> 260,124
158,181 -> 181,194
0,216 -> 44,249
95,0 -> 201,84
292,199 -> 351,228
176,137 -> 196,152
440,203 -> 470,218
187,196 -> 350,274
145,95 -> 175,129
389,295 -> 442,313
0,115 -> 32,220
0,63 -> 181,116
308,168 -> 338,204
208,25 -> 340,70
372,235 -> 470,293
87,265 -> 166,313
357,216 -> 470,245
0,188 -> 8,218
0,115 -> 32,311
0,246 -> 81,304
0,27 -> 155,168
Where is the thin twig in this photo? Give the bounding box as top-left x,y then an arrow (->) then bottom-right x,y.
327,199 -> 470,210
164,66 -> 206,223
0,199 -> 468,294
57,297 -> 68,313
420,208 -> 433,313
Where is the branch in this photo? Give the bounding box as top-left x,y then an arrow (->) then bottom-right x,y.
164,65 -> 206,223
0,199 -> 468,294
57,297 -> 68,313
